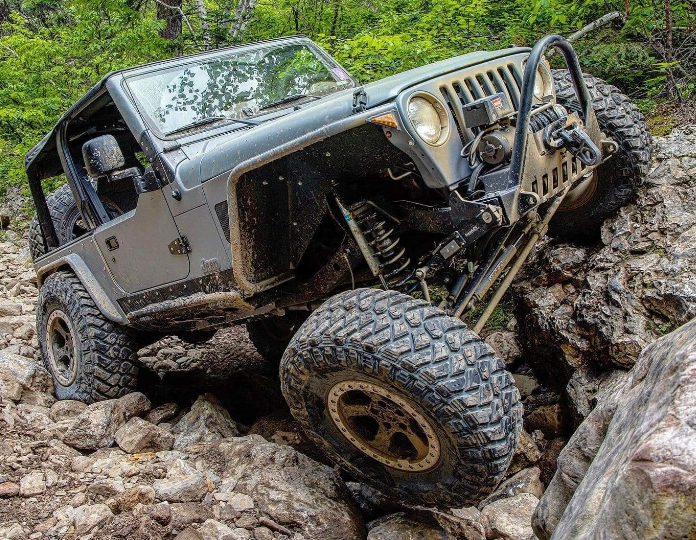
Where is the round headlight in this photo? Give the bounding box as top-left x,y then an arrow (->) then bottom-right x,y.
408,96 -> 443,145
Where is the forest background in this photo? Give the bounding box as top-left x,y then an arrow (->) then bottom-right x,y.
0,0 -> 694,217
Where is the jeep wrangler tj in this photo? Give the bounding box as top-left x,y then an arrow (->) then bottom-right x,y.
26,34 -> 651,507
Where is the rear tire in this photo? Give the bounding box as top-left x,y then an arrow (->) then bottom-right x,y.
549,70 -> 652,241
280,288 -> 522,507
37,271 -> 138,403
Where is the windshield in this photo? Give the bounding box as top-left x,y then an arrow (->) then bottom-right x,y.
126,43 -> 354,136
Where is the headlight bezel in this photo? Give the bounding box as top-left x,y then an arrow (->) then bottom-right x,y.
406,92 -> 450,146
522,57 -> 555,102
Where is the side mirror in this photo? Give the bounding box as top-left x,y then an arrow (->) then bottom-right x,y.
82,135 -> 125,177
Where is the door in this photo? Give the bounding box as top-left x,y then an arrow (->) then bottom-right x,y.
94,189 -> 190,293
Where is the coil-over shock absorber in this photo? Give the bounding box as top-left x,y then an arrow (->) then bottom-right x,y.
335,198 -> 414,289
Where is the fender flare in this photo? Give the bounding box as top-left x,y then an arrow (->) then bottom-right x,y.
36,254 -> 129,324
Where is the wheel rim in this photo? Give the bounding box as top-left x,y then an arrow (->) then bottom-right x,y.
46,309 -> 78,387
327,379 -> 441,472
559,171 -> 598,211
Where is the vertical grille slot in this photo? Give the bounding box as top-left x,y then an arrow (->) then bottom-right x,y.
440,86 -> 468,146
497,66 -> 521,109
465,77 -> 485,99
452,81 -> 473,104
214,201 -> 231,243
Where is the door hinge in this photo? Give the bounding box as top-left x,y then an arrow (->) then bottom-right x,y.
352,88 -> 368,114
168,236 -> 191,255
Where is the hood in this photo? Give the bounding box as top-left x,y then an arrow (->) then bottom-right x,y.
181,47 -> 529,183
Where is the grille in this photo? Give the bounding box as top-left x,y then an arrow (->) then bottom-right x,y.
214,201 -> 231,243
440,63 -> 523,144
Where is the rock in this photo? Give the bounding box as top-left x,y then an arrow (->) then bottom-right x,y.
73,503 -> 114,535
0,523 -> 25,540
252,527 -> 274,540
481,492 -> 539,540
117,391 -> 151,419
170,502 -> 211,530
49,400 -> 87,422
485,331 -> 522,367
63,399 -> 126,450
478,467 -> 544,509
198,519 -> 244,540
0,481 -> 20,497
144,402 -> 179,424
142,501 -> 171,525
525,403 -> 568,437
508,429 -> 541,475
367,513 -> 448,539
346,482 -> 404,520
537,437 -> 567,486
153,459 -> 208,502
87,477 -> 125,498
0,300 -> 22,316
19,470 -> 45,497
0,367 -> 23,402
176,528 -> 204,540
208,435 -> 364,540
115,417 -> 174,453
0,351 -> 46,390
172,394 -> 239,450
116,485 -> 156,512
228,492 -> 254,512
513,373 -> 540,397
0,207 -> 10,228
533,318 -> 696,540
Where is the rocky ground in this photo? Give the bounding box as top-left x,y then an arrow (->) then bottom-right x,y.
0,126 -> 694,540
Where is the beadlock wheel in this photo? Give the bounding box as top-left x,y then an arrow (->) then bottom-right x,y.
327,379 -> 441,472
46,309 -> 79,387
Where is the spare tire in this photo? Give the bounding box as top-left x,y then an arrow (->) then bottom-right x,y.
549,70 -> 652,241
29,184 -> 120,261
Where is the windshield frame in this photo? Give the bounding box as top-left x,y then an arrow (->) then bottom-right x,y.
121,37 -> 358,141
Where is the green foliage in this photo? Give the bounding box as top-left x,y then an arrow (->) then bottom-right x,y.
0,0 -> 692,216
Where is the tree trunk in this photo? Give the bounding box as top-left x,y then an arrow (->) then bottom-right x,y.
195,0 -> 211,50
157,0 -> 182,40
230,0 -> 258,39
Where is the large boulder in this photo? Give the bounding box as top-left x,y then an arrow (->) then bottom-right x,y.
171,394 -> 239,450
514,127 -> 696,401
533,317 -> 696,539
202,435 -> 365,540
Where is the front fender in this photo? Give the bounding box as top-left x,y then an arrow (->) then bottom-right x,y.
36,254 -> 129,324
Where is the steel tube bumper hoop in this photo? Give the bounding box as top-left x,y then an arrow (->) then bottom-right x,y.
507,35 -> 593,190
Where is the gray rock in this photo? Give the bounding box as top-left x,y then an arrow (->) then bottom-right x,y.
478,467 -> 544,509
144,402 -> 179,424
172,394 -> 239,450
117,391 -> 151,419
115,417 -> 174,453
73,503 -> 114,535
0,523 -> 25,540
367,513 -> 448,539
142,501 -> 171,525
49,399 -> 87,422
19,470 -> 45,497
0,300 -> 22,316
481,492 -> 539,540
513,373 -> 540,397
207,435 -> 364,540
153,459 -> 208,502
198,519 -> 245,540
508,429 -> 541,475
87,477 -> 124,498
485,331 -> 523,367
534,317 -> 696,539
169,502 -> 211,530
62,399 -> 126,450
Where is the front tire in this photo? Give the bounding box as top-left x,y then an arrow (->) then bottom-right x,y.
37,271 -> 138,403
280,288 -> 522,507
549,70 -> 652,241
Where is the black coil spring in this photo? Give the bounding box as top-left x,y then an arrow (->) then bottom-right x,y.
358,211 -> 414,288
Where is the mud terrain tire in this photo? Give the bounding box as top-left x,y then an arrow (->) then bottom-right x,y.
37,271 -> 138,402
549,70 -> 652,240
280,288 -> 522,507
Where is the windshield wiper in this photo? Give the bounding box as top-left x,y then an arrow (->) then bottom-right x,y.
166,116 -> 258,136
258,94 -> 321,111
